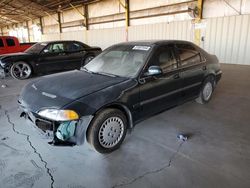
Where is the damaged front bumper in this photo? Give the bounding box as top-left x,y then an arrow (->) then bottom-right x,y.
20,110 -> 93,146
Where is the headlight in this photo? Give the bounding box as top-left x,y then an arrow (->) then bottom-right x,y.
38,109 -> 79,121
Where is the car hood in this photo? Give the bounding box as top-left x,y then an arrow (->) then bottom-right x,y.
19,70 -> 128,112
0,52 -> 29,58
0,52 -> 31,63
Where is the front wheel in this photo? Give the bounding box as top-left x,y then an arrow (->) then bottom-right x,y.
196,76 -> 215,104
10,62 -> 32,80
87,108 -> 127,153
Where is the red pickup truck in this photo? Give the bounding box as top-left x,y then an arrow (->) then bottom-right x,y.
0,36 -> 36,55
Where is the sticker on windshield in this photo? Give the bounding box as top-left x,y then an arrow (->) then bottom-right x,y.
132,46 -> 151,51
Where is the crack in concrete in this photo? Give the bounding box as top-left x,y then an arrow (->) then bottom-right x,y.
31,159 -> 43,171
112,141 -> 185,188
4,110 -> 55,188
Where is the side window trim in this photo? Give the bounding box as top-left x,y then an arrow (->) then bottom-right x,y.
155,44 -> 178,73
200,52 -> 207,63
139,44 -> 180,78
44,42 -> 65,53
172,44 -> 184,71
42,43 -> 54,54
6,38 -> 15,47
138,45 -> 158,79
175,43 -> 204,68
66,42 -> 85,53
162,46 -> 179,73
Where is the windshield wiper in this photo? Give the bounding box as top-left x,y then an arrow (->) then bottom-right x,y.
82,68 -> 120,77
82,67 -> 93,73
94,71 -> 118,77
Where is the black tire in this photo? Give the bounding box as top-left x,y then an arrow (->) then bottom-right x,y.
87,108 -> 127,153
81,55 -> 95,68
10,61 -> 32,80
4,64 -> 11,74
196,76 -> 216,104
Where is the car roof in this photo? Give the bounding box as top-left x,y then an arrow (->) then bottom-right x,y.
116,40 -> 195,46
40,40 -> 81,43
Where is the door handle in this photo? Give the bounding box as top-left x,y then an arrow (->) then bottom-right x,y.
202,65 -> 207,70
173,73 -> 180,79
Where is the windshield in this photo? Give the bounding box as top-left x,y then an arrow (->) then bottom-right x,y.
25,42 -> 48,54
84,44 -> 152,78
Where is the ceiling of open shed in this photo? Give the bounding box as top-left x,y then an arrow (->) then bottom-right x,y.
0,0 -> 98,27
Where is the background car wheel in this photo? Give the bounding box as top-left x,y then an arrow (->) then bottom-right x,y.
87,108 -> 127,153
10,62 -> 32,80
81,55 -> 95,68
196,76 -> 215,104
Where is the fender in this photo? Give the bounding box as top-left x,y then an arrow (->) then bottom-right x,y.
95,102 -> 134,129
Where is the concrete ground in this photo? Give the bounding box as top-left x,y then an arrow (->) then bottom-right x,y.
0,64 -> 250,188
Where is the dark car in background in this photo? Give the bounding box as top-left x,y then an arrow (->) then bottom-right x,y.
19,40 -> 222,153
0,40 -> 102,79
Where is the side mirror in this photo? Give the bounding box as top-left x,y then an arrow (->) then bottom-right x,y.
43,49 -> 49,53
144,66 -> 162,77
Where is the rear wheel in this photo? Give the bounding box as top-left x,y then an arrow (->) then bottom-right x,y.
87,108 -> 127,153
81,55 -> 95,68
196,76 -> 215,104
10,62 -> 32,80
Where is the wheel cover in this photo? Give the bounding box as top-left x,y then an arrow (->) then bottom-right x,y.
203,82 -> 213,101
12,63 -> 31,79
84,56 -> 94,64
98,117 -> 124,148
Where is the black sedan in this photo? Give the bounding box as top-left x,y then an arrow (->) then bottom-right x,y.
19,40 -> 222,153
0,40 -> 101,79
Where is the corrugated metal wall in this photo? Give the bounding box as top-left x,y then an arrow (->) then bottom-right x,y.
86,27 -> 126,49
42,28 -> 125,50
203,15 -> 250,65
42,33 -> 61,41
42,15 -> 250,65
61,31 -> 86,42
128,21 -> 194,43
128,15 -> 250,65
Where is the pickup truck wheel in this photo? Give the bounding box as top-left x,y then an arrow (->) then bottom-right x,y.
10,62 -> 32,80
196,76 -> 215,104
87,108 -> 127,153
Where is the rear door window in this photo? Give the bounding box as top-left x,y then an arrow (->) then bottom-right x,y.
6,38 -> 15,47
175,44 -> 201,67
66,42 -> 84,52
0,39 -> 4,47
